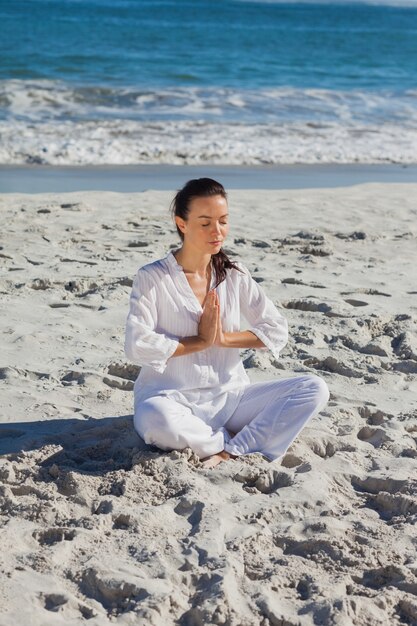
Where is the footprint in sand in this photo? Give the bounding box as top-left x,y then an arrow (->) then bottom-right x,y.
293,230 -> 325,241
92,499 -> 113,515
357,426 -> 392,448
392,331 -> 417,361
283,299 -> 332,313
352,565 -> 417,594
358,406 -> 387,425
251,239 -> 271,248
235,468 -> 294,494
102,376 -> 134,391
127,241 -> 149,248
60,203 -> 81,211
64,279 -> 99,295
29,278 -> 53,290
306,436 -> 355,459
335,231 -> 367,240
397,599 -> 417,625
371,492 -> 417,522
304,355 -> 362,378
103,361 -> 140,391
112,513 -> 134,530
299,245 -> 332,257
39,593 -> 68,612
0,366 -> 50,381
60,370 -> 85,385
32,528 -> 76,546
174,497 -> 205,528
106,362 -> 140,380
391,361 -> 417,374
282,277 -> 326,288
344,298 -> 369,307
351,475 -> 408,496
74,566 -> 150,614
342,288 -> 391,297
274,536 -> 346,566
280,453 -> 304,468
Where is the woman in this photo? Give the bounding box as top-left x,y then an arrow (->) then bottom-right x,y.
125,178 -> 329,469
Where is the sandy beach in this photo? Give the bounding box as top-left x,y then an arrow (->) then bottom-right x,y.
1,182 -> 417,625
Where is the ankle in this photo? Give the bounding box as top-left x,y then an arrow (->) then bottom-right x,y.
220,450 -> 238,460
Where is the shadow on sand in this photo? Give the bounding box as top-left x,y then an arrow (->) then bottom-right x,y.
0,415 -> 158,475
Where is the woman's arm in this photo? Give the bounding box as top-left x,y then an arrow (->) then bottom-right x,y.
215,269 -> 288,356
172,329 -> 265,357
212,291 -> 266,349
221,330 -> 265,349
125,273 -> 180,372
170,335 -> 207,357
238,265 -> 288,358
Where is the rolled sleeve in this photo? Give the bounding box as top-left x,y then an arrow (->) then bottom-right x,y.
237,263 -> 288,360
124,268 -> 179,373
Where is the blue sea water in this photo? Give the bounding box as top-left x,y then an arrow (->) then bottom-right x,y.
1,0 -> 417,164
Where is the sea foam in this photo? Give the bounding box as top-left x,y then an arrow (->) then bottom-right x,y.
1,80 -> 416,165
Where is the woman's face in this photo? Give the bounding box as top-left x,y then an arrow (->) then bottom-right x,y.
175,194 -> 229,255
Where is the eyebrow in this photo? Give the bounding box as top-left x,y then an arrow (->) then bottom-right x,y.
197,214 -> 229,219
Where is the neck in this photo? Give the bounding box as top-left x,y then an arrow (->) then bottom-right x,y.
174,245 -> 212,277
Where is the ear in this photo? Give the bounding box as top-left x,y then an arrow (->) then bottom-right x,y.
175,216 -> 187,234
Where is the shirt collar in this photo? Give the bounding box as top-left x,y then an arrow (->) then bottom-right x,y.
165,249 -> 216,288
165,249 -> 183,272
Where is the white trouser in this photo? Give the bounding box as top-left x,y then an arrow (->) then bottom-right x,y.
133,374 -> 330,462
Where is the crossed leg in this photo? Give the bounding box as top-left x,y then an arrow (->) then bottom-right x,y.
133,374 -> 330,469
133,395 -> 230,461
223,374 -> 330,461
201,374 -> 330,467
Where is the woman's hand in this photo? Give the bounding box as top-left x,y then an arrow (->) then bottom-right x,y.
198,290 -> 218,347
214,293 -> 228,347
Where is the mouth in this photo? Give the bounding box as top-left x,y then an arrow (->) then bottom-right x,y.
209,240 -> 222,245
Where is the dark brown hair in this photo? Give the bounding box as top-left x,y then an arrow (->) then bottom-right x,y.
170,178 -> 243,288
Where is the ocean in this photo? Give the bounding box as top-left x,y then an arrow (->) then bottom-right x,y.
1,0 -> 417,165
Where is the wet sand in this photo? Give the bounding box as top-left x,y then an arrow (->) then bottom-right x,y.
1,163 -> 416,193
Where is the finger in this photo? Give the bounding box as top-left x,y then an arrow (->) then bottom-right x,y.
205,298 -> 216,314
203,291 -> 215,308
207,292 -> 217,308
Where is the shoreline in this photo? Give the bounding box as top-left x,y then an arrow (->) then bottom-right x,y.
0,162 -> 416,194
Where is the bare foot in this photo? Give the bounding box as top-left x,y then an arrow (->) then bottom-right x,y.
201,453 -> 225,469
201,450 -> 237,469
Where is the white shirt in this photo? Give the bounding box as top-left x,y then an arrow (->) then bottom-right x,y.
124,250 -> 288,431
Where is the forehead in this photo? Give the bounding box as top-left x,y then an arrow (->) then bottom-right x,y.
187,194 -> 228,217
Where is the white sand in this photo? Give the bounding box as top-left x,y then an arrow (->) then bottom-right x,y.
0,184 -> 416,626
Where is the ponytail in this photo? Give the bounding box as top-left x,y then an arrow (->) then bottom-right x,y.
211,248 -> 243,288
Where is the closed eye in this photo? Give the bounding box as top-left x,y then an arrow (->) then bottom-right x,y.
202,222 -> 228,227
